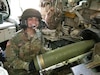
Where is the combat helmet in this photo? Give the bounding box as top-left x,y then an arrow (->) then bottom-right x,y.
20,8 -> 42,29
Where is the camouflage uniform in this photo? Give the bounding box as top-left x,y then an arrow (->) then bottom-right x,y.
5,29 -> 45,75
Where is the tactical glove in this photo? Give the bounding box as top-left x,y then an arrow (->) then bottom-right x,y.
29,60 -> 36,71
79,28 -> 100,42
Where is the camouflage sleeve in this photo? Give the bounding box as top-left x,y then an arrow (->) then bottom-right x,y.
5,40 -> 29,71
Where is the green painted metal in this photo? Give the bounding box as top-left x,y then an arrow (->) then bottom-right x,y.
34,40 -> 95,70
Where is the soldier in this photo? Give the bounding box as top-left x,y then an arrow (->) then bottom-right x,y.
4,8 -> 46,75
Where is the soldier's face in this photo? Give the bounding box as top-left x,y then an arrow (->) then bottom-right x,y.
27,17 -> 39,29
